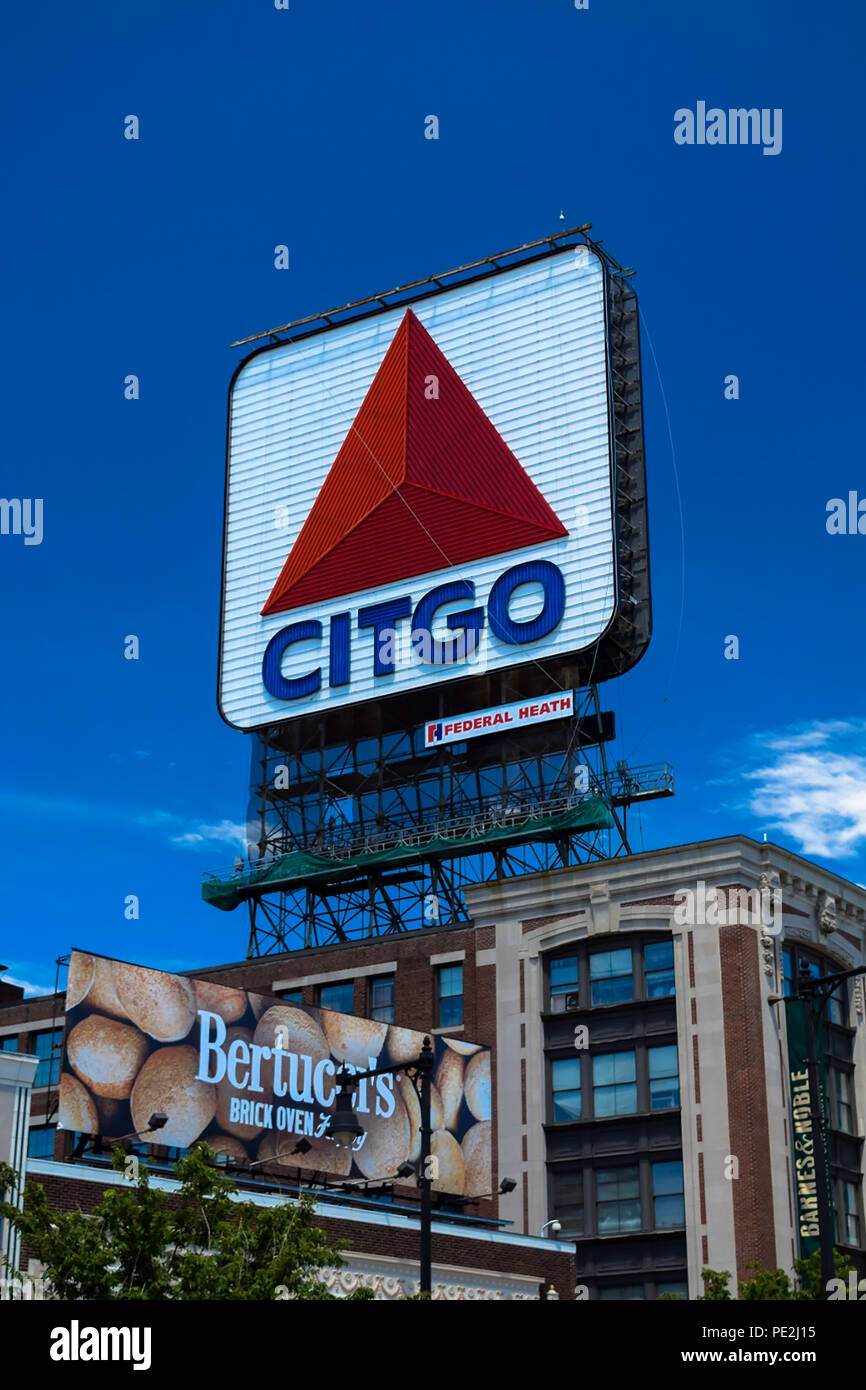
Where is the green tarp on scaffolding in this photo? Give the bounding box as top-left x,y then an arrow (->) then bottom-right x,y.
202,797 -> 614,912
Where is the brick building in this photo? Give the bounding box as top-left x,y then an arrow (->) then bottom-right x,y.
2,833 -> 865,1299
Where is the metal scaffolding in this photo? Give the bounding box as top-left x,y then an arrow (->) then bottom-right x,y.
203,685 -> 673,955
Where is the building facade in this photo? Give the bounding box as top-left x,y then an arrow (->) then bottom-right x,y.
1,834 -> 864,1299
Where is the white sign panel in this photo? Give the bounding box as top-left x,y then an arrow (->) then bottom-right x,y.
424,692 -> 574,748
220,246 -> 616,731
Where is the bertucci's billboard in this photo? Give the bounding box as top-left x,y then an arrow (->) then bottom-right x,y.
219,242 -> 644,732
58,950 -> 491,1197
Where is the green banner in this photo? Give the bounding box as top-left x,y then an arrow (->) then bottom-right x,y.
784,997 -> 835,1258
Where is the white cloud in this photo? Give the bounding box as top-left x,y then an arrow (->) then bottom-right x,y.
169,819 -> 247,851
0,791 -> 246,856
3,974 -> 54,997
744,720 -> 866,859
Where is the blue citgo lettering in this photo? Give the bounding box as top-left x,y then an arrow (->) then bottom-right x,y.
329,612 -> 351,687
487,561 -> 565,645
412,581 -> 484,665
262,621 -> 322,699
358,596 -> 411,676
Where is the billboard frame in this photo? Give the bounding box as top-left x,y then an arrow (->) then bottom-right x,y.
217,226 -> 652,744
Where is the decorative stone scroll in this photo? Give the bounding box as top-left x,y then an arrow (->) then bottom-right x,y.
317,1266 -> 542,1300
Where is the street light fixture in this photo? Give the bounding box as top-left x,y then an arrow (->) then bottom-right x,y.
328,1037 -> 436,1295
70,1112 -> 169,1159
329,1077 -> 365,1151
246,1137 -> 312,1171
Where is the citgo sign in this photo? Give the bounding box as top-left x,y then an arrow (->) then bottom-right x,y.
220,245 -> 624,731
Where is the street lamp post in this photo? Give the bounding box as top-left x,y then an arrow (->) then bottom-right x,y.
329,1036 -> 436,1296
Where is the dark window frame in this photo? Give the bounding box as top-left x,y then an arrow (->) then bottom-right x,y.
436,964 -> 463,1028
548,1038 -> 680,1125
369,974 -> 395,1024
317,980 -> 356,1015
782,946 -> 849,1027
549,1154 -> 686,1240
27,1124 -> 57,1159
546,935 -> 675,1013
33,1028 -> 62,1088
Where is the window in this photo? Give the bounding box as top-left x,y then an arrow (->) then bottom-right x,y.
597,1165 -> 641,1233
547,937 -> 675,1011
318,981 -> 354,1014
550,1169 -> 584,1236
370,975 -> 395,1024
783,949 -> 846,1025
653,1160 -> 685,1228
279,989 -> 303,1004
839,1181 -> 861,1247
33,1029 -> 61,1088
599,1285 -> 643,1300
832,1068 -> 854,1133
0,1035 -> 18,1053
27,1125 -> 56,1159
657,1281 -> 688,1300
550,955 -> 579,1009
649,1044 -> 680,1110
645,941 -> 675,997
593,1051 -> 637,1117
551,1057 -> 582,1122
436,965 -> 463,1028
589,949 -> 633,1006
828,985 -> 846,1027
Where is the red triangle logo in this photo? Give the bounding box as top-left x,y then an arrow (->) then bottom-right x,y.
261,308 -> 568,616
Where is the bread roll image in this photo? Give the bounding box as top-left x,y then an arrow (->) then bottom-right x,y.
88,956 -> 128,1020
464,1051 -> 491,1122
252,1005 -> 331,1084
435,1048 -> 464,1131
354,1088 -> 411,1180
65,953 -> 95,1009
398,1074 -> 422,1163
130,1045 -> 217,1149
431,1129 -> 465,1194
215,1027 -> 263,1141
95,1095 -> 128,1137
322,1010 -> 388,1068
247,990 -> 277,1022
462,1121 -> 491,1198
198,1134 -> 250,1166
59,1071 -> 99,1133
256,1130 -> 351,1178
429,1082 -> 445,1132
67,1015 -> 149,1099
298,1130 -> 354,1178
387,1026 -> 423,1066
194,979 -> 248,1025
114,962 -> 197,1042
392,1067 -> 443,1131
442,1038 -> 482,1057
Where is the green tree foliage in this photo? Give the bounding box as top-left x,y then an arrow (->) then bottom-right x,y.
0,1144 -> 368,1300
699,1248 -> 852,1301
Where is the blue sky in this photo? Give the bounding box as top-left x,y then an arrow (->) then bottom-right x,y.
2,0 -> 864,994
